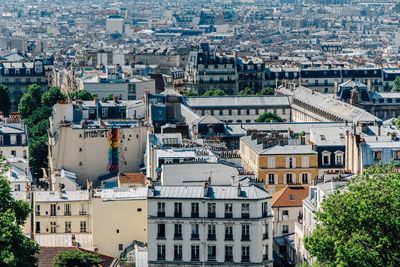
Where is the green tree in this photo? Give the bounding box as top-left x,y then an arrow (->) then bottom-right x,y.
392,76 -> 400,92
203,89 -> 226,96
42,86 -> 66,107
28,135 -> 49,172
55,250 -> 102,267
18,84 -> 42,119
0,164 -> 39,267
183,89 -> 198,97
69,90 -> 94,101
257,87 -> 274,96
255,112 -> 284,122
239,87 -> 254,96
0,85 -> 11,116
304,165 -> 400,267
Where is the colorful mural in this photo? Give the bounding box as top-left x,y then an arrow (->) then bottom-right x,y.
108,128 -> 119,174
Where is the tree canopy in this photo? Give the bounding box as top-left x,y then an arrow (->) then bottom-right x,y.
255,112 -> 284,122
203,89 -> 226,96
0,85 -> 11,116
392,76 -> 400,92
183,89 -> 198,97
258,87 -> 274,96
18,84 -> 42,119
239,87 -> 254,96
69,90 -> 94,101
42,87 -> 66,107
54,250 -> 102,267
0,161 -> 39,266
304,165 -> 400,267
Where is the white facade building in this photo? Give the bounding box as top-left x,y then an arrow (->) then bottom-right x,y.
147,184 -> 273,266
106,16 -> 124,35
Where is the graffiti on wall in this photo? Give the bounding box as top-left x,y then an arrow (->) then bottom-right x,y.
108,128 -> 119,174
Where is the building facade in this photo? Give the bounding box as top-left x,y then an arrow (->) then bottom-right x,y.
147,184 -> 273,266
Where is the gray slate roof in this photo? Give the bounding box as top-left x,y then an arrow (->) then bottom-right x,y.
185,96 -> 290,108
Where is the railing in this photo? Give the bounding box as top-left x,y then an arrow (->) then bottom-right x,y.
191,212 -> 199,218
174,234 -> 182,240
225,213 -> 233,219
241,235 -> 250,241
208,212 -> 216,218
241,256 -> 250,262
242,213 -> 250,219
225,234 -> 233,241
157,212 -> 165,217
157,234 -> 166,240
225,256 -> 233,262
207,234 -> 216,241
174,212 -> 182,218
191,234 -> 200,240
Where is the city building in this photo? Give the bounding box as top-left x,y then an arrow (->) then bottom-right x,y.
0,113 -> 28,160
147,183 -> 273,266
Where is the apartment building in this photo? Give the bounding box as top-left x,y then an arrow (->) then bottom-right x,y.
147,184 -> 273,266
240,132 -> 318,192
0,59 -> 48,110
48,101 -> 148,185
33,190 -> 93,249
0,114 -> 28,160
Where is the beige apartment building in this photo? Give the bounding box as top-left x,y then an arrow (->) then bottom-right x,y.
32,188 -> 148,258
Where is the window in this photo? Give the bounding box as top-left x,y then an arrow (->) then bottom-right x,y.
174,244 -> 182,260
302,173 -> 309,184
241,246 -> 250,262
23,150 -> 27,159
191,203 -> 199,217
157,202 -> 165,217
157,224 -> 165,239
208,245 -> 216,261
11,150 -> 16,157
263,245 -> 269,261
225,224 -> 233,240
267,157 -> 275,168
79,204 -> 86,215
225,203 -> 233,218
334,151 -> 344,165
208,224 -> 216,240
322,151 -> 331,166
268,173 -> 275,184
282,224 -> 289,234
286,173 -> 293,184
10,135 -> 17,145
21,134 -> 26,144
157,244 -> 165,260
80,221 -> 87,233
65,221 -> 71,233
394,151 -> 400,160
0,135 -> 3,145
50,222 -> 57,233
208,203 -> 216,218
174,224 -> 182,239
225,245 -> 233,261
64,204 -> 71,216
50,204 -> 56,216
287,157 -> 295,168
282,210 -> 289,220
263,224 -> 269,239
262,202 -> 268,217
191,224 -> 199,239
36,222 -> 40,233
174,202 -> 182,217
241,225 -> 250,241
36,205 -> 40,216
241,203 -> 250,218
191,245 -> 200,261
374,151 -> 382,161
118,244 -> 123,251
14,184 -> 21,191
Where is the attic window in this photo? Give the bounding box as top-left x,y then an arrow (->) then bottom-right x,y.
289,195 -> 295,200
320,135 -> 326,140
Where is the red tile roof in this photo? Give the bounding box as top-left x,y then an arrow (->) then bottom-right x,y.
118,172 -> 147,185
272,185 -> 309,208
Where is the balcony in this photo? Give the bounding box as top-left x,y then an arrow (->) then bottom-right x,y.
79,211 -> 87,215
225,213 -> 233,219
157,255 -> 166,260
241,256 -> 250,262
174,212 -> 182,218
241,235 -> 250,241
208,212 -> 216,218
191,212 -> 199,218
191,257 -> 200,262
262,212 -> 269,218
191,234 -> 200,240
225,234 -> 233,241
174,234 -> 183,240
174,256 -> 182,261
241,213 -> 250,219
225,256 -> 233,262
207,234 -> 216,241
157,234 -> 166,240
64,212 -> 71,216
208,256 -> 216,261
157,211 -> 165,217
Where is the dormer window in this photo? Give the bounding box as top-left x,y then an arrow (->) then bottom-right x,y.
373,151 -> 382,161
26,69 -> 30,75
322,151 -> 331,166
15,69 -> 20,75
4,69 -> 9,75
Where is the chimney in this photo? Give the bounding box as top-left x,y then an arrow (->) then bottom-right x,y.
237,183 -> 241,197
204,182 -> 209,197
